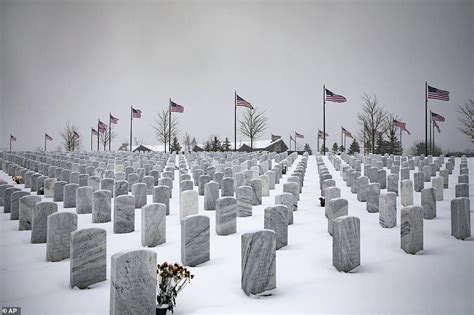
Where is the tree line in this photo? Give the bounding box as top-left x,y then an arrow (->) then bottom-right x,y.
57,98 -> 473,154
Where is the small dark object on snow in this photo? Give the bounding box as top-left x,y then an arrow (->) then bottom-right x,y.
37,187 -> 44,195
319,197 -> 325,207
282,165 -> 287,175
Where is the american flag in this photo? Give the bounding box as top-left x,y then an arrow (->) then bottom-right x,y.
342,127 -> 353,138
10,134 -> 16,141
45,133 -> 53,141
110,114 -> 119,124
431,111 -> 445,122
73,131 -> 80,139
132,107 -> 142,118
433,120 -> 441,133
170,100 -> 184,113
394,119 -> 411,135
428,85 -> 449,101
295,132 -> 304,139
393,119 -> 406,129
325,88 -> 347,103
91,128 -> 98,136
318,130 -> 328,139
236,94 -> 253,109
98,120 -> 107,133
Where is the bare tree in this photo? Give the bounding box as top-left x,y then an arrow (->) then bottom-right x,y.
133,137 -> 142,146
357,94 -> 387,154
239,107 -> 268,150
60,121 -> 80,151
182,132 -> 192,152
99,127 -> 117,151
152,109 -> 178,153
457,99 -> 474,141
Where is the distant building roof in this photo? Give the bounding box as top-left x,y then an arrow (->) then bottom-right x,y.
132,144 -> 166,152
233,138 -> 288,153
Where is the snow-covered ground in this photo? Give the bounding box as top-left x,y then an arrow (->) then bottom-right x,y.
0,156 -> 473,314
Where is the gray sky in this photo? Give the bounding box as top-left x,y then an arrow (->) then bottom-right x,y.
1,0 -> 473,153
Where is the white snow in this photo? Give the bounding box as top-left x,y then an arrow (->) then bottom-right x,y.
0,156 -> 473,314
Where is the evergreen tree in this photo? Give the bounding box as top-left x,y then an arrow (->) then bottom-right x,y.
211,136 -> 222,152
204,141 -> 211,151
303,143 -> 312,155
331,142 -> 339,153
375,133 -> 385,154
339,145 -> 345,153
222,137 -> 231,151
385,119 -> 403,155
320,144 -> 328,153
348,139 -> 360,155
409,140 -> 442,156
191,137 -> 197,148
170,136 -> 182,152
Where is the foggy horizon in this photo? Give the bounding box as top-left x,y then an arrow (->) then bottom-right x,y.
1,0 -> 473,153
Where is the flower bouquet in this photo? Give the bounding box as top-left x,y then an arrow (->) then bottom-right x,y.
12,176 -> 22,184
156,262 -> 194,314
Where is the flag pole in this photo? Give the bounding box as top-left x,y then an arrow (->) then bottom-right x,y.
109,112 -> 111,151
130,106 -> 133,152
400,126 -> 402,148
294,132 -> 297,151
9,134 -> 12,153
317,132 -> 320,154
97,120 -> 99,151
433,122 -> 435,155
429,110 -> 432,155
323,84 -> 326,155
234,91 -> 237,152
340,127 -> 343,149
44,133 -> 47,152
363,124 -> 366,155
425,81 -> 428,156
169,98 -> 172,153
91,129 -> 93,151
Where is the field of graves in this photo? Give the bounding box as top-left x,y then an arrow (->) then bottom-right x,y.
0,151 -> 472,314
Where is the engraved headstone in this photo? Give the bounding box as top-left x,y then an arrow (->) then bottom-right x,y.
63,183 -> 79,208
19,195 -> 41,230
333,216 -> 360,272
76,186 -> 93,214
70,228 -> 107,289
264,206 -> 288,249
379,192 -> 397,228
241,230 -> 276,296
31,201 -> 58,243
92,190 -> 112,223
181,215 -> 210,266
450,197 -> 471,240
141,203 -> 166,247
179,190 -> 198,221
47,212 -> 78,262
401,206 -> 423,254
110,250 -> 157,315
153,185 -> 170,215
215,197 -> 237,235
114,195 -> 135,233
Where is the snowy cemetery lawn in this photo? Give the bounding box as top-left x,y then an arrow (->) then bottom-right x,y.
0,156 -> 473,314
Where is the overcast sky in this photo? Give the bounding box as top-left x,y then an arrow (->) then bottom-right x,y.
1,0 -> 473,153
